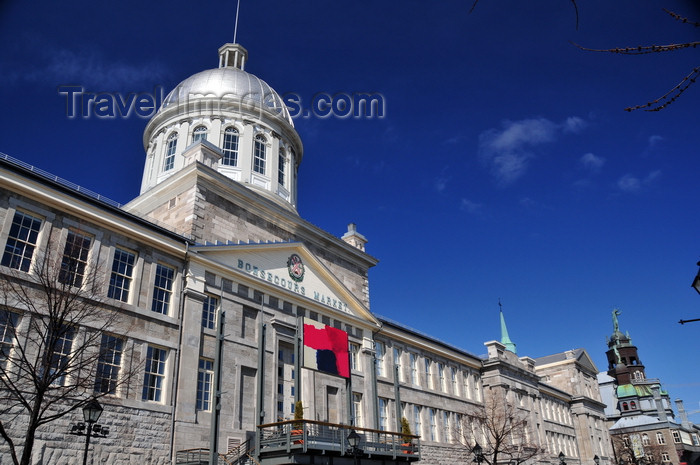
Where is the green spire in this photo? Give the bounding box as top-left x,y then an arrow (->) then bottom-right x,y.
499,300 -> 517,354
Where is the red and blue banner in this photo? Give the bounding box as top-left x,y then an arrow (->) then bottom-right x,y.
302,318 -> 350,378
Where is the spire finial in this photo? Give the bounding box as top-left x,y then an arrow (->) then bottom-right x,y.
233,0 -> 241,44
499,299 -> 517,354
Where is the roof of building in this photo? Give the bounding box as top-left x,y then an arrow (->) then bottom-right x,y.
610,414 -> 671,430
534,348 -> 586,366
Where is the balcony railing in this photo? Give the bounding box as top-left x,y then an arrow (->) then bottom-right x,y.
258,419 -> 420,461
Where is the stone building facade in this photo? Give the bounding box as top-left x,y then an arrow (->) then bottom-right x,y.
0,39 -> 616,465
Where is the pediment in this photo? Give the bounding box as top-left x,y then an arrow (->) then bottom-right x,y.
190,241 -> 378,325
576,349 -> 599,373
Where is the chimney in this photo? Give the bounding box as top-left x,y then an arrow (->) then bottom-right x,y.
651,385 -> 668,422
341,223 -> 367,252
675,399 -> 691,429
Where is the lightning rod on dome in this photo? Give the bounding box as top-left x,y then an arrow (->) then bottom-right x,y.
233,0 -> 241,44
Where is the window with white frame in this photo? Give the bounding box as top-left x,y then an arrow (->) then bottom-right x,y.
379,397 -> 388,431
142,345 -> 167,402
253,134 -> 267,174
202,295 -> 218,330
2,210 -> 42,272
353,392 -> 363,427
151,264 -> 175,315
413,405 -> 422,438
349,342 -> 361,371
642,434 -> 650,446
222,127 -> 239,166
473,373 -> 481,401
451,367 -> 458,395
94,334 -> 123,394
0,311 -> 19,368
108,248 -> 136,302
442,411 -> 450,443
197,358 -> 214,411
375,341 -> 385,377
410,353 -> 417,384
164,133 -> 178,171
48,326 -> 74,386
463,371 -> 471,399
58,230 -> 92,287
429,408 -> 437,441
672,430 -> 681,443
278,149 -> 286,185
661,453 -> 670,463
438,363 -> 445,391
192,125 -> 207,144
393,347 -> 402,381
424,358 -> 432,389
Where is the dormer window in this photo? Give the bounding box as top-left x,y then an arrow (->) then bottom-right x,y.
222,127 -> 239,166
164,133 -> 178,171
192,125 -> 207,144
254,134 -> 267,174
622,402 -> 629,411
630,401 -> 637,409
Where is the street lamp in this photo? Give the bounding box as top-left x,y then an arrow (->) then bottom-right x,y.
68,399 -> 109,465
693,261 -> 700,295
594,455 -> 600,465
473,442 -> 484,465
347,430 -> 362,465
559,452 -> 567,465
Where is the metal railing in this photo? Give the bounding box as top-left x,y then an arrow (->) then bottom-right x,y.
258,419 -> 420,460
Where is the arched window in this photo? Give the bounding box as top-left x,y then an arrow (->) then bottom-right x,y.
642,434 -> 650,446
222,127 -> 239,166
192,125 -> 207,144
622,402 -> 629,411
656,432 -> 666,445
630,401 -> 637,409
278,148 -> 286,185
164,132 -> 178,171
254,134 -> 267,174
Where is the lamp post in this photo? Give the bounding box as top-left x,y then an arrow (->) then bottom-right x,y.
473,442 -> 484,465
594,455 -> 600,465
347,430 -> 362,465
559,452 -> 567,465
68,399 -> 109,465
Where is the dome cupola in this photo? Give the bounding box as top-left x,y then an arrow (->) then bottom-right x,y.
140,43 -> 302,211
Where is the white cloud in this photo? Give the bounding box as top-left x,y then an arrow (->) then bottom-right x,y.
478,116 -> 586,185
4,46 -> 167,88
579,152 -> 605,172
460,198 -> 483,213
434,176 -> 449,192
617,170 -> 661,192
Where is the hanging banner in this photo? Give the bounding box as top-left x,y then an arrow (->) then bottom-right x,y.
302,318 -> 350,378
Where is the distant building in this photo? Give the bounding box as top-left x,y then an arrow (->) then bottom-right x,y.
598,310 -> 700,465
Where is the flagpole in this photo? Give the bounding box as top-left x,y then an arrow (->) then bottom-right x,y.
254,294 -> 266,460
294,315 -> 302,405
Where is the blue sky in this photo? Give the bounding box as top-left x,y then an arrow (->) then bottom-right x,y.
1,0 -> 699,417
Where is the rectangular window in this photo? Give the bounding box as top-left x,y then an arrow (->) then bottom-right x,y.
375,341 -> 385,377
451,367 -> 458,395
424,358 -> 432,389
353,392 -> 363,427
442,411 -> 450,443
254,136 -> 266,174
108,248 -> 136,302
393,347 -> 402,381
48,326 -> 74,386
222,128 -> 239,166
202,295 -> 218,330
2,211 -> 42,272
672,430 -> 681,444
413,405 -> 422,438
151,264 -> 175,314
278,151 -> 286,185
142,345 -> 167,402
378,397 -> 388,431
349,342 -> 361,371
94,334 -> 124,394
0,311 -> 19,368
429,408 -> 437,441
438,363 -> 445,391
410,353 -> 417,384
662,453 -> 670,462
197,358 -> 214,411
58,230 -> 92,287
463,371 -> 471,399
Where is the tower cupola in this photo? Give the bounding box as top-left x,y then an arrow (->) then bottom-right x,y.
139,43 -> 302,212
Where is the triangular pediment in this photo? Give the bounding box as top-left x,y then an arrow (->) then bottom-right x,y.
576,349 -> 599,374
190,241 -> 378,325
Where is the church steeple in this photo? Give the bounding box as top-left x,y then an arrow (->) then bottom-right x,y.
605,309 -> 646,384
499,300 -> 517,354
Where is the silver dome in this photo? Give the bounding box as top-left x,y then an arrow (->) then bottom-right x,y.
161,67 -> 293,126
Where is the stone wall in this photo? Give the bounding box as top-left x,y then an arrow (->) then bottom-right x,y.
419,443 -> 472,465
